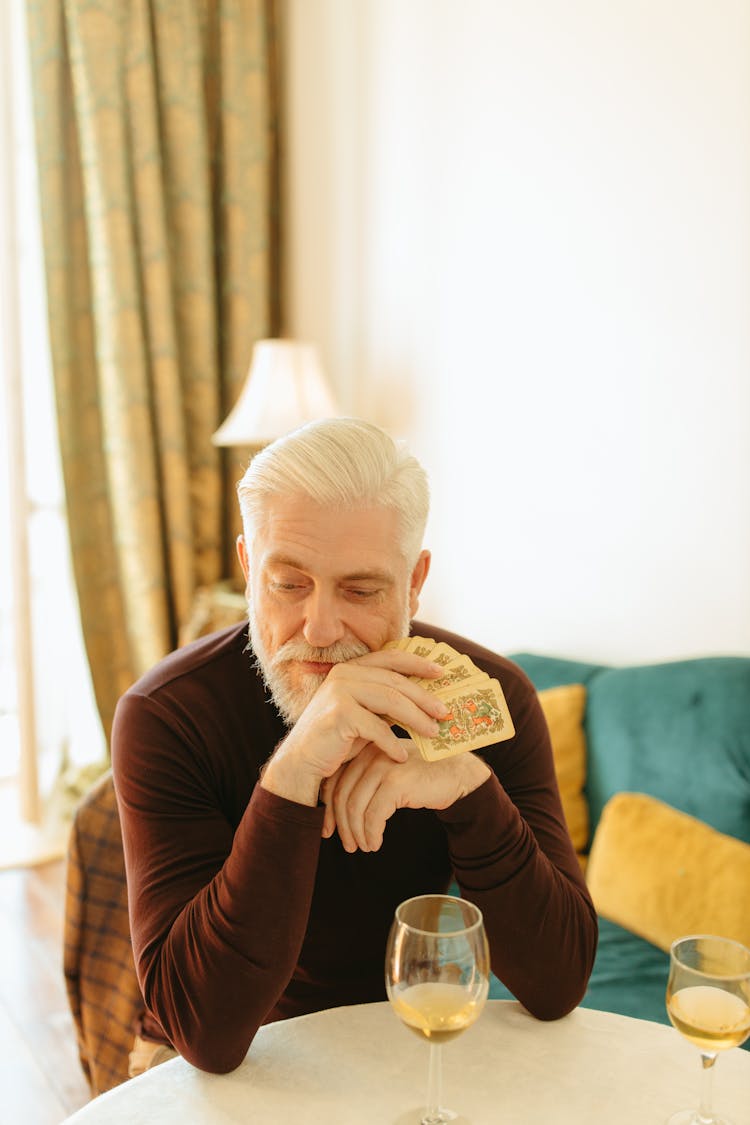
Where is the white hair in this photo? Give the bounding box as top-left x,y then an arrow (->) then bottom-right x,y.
237,417 -> 430,564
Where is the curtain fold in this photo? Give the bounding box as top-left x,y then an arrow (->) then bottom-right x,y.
25,0 -> 278,741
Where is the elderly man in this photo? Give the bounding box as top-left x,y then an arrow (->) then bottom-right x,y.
112,417 -> 597,1075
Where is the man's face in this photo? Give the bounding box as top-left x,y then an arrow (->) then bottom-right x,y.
238,496 -> 429,724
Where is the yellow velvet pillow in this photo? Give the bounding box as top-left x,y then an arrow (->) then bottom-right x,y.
586,792 -> 750,952
538,684 -> 589,855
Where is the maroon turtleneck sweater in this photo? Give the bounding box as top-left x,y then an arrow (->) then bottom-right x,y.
112,620 -> 597,1073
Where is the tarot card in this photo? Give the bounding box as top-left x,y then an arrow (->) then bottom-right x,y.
421,641 -> 461,668
404,636 -> 438,659
416,656 -> 484,693
411,678 -> 515,761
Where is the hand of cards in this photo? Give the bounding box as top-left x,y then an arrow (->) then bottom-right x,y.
382,635 -> 516,762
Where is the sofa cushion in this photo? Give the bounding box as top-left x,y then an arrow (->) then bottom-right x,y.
512,653 -> 603,693
586,791 -> 750,952
584,657 -> 750,842
507,651 -> 750,1044
512,653 -> 750,846
487,915 -> 671,1027
538,684 -> 588,854
578,917 -> 669,1026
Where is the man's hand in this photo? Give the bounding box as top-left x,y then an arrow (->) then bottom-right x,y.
320,741 -> 492,852
260,650 -> 450,807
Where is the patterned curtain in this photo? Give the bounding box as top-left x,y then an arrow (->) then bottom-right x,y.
25,0 -> 278,741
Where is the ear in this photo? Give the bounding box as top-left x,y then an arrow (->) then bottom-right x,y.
408,550 -> 431,617
236,534 -> 250,583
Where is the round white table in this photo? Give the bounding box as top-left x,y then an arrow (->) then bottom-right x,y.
62,1001 -> 750,1124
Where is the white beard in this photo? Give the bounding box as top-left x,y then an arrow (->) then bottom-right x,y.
247,599 -> 413,726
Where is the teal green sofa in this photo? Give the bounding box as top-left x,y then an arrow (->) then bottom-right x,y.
489,652 -> 750,1038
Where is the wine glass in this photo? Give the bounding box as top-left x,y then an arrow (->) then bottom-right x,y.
385,893 -> 490,1125
665,934 -> 750,1125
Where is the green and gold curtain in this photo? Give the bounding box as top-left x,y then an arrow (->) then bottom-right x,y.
25,0 -> 278,740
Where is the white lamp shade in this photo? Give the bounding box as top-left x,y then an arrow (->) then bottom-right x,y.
212,339 -> 340,446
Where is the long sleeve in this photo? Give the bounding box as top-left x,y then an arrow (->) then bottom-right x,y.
439,670 -> 597,1018
111,629 -> 326,1073
108,625 -> 335,1071
441,776 -> 597,1017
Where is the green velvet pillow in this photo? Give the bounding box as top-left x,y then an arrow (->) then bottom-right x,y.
511,653 -> 603,693
584,657 -> 750,844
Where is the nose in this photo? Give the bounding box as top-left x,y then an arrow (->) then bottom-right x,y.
302,587 -> 345,650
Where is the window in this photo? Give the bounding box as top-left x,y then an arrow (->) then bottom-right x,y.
0,0 -> 104,862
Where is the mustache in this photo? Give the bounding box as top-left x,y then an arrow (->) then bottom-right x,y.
270,637 -> 370,668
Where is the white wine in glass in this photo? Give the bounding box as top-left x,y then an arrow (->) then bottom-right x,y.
665,934 -> 750,1125
385,894 -> 489,1125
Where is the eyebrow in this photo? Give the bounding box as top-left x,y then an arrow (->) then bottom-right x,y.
266,554 -> 394,586
339,570 -> 395,586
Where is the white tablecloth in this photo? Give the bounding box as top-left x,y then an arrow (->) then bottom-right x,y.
61,1001 -> 750,1124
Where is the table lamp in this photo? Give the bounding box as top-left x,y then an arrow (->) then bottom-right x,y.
212,338 -> 340,447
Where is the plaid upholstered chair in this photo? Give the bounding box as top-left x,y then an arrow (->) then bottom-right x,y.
65,600 -> 246,1095
64,770 -> 173,1094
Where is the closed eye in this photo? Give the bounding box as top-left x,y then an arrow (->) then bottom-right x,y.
270,581 -> 307,594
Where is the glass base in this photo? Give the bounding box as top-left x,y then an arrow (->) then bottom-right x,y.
393,1112 -> 469,1125
667,1110 -> 734,1125
421,1110 -> 457,1125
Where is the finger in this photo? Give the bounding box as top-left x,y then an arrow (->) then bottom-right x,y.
342,649 -> 449,683
329,667 -> 449,734
322,801 -> 335,838
332,746 -> 391,853
359,777 -> 403,852
325,661 -> 450,732
364,682 -> 448,735
320,766 -> 345,838
333,708 -> 415,766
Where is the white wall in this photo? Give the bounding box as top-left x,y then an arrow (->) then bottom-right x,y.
281,0 -> 750,664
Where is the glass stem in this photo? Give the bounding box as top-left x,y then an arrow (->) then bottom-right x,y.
697,1051 -> 717,1124
423,1041 -> 443,1125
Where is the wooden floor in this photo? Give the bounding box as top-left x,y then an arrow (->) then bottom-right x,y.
0,859 -> 91,1123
